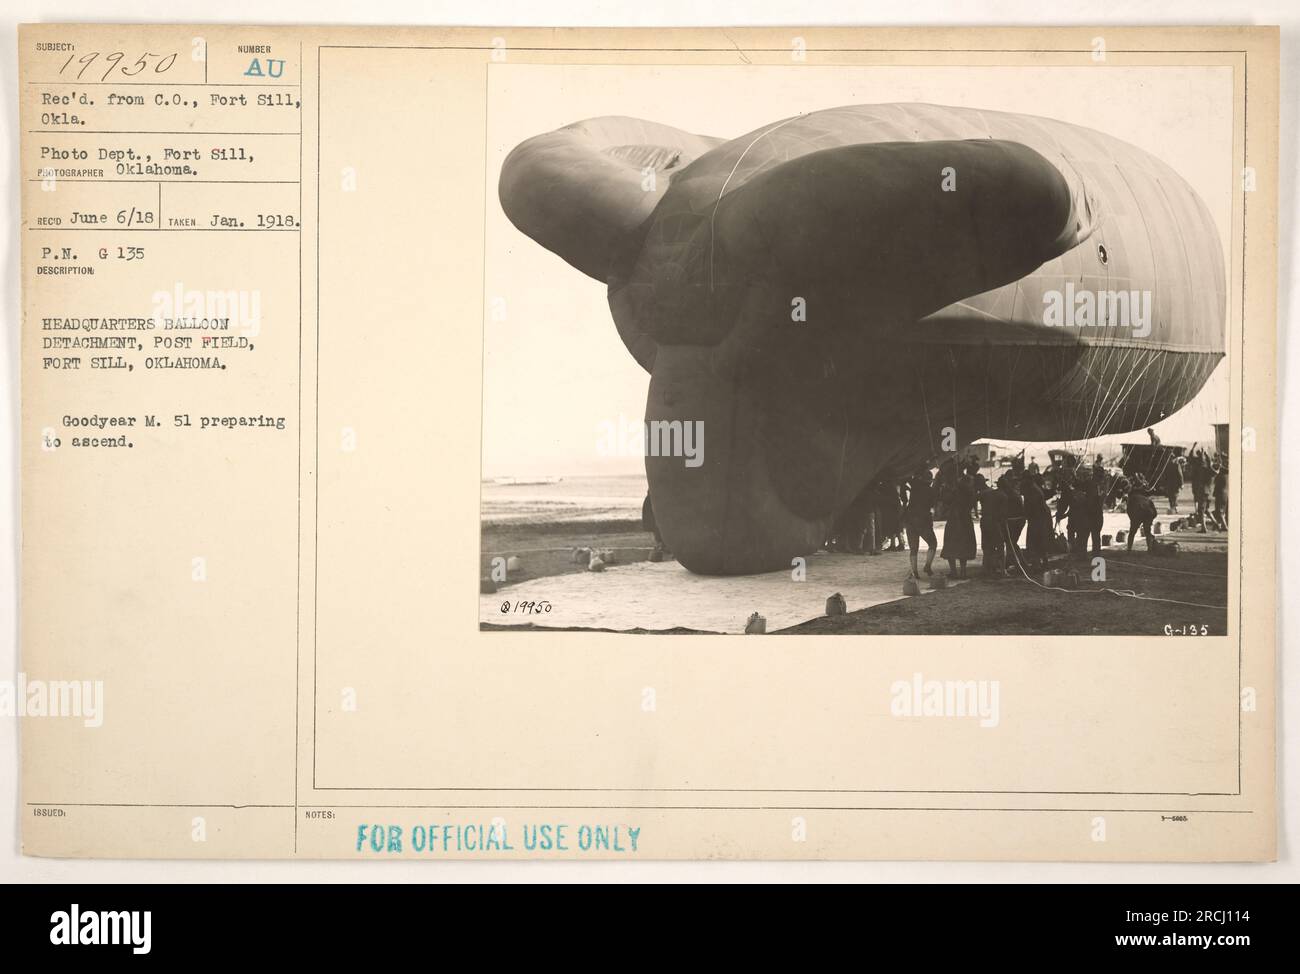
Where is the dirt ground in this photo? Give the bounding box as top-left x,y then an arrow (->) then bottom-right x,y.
481,519 -> 657,587
482,517 -> 1229,636
779,543 -> 1229,636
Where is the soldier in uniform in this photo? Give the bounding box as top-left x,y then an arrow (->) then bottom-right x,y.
903,469 -> 939,578
1021,470 -> 1054,573
940,472 -> 977,579
1212,456 -> 1229,530
1125,475 -> 1159,551
977,474 -> 1009,575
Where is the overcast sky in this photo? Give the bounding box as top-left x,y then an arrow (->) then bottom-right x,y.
482,63 -> 1233,477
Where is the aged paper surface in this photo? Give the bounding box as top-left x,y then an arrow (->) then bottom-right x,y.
18,24 -> 1277,860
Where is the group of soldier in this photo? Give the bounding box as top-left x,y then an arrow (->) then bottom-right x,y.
829,445 -> 1229,582
1177,447 -> 1230,530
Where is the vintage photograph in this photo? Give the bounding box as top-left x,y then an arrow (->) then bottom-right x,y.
480,64 -> 1233,635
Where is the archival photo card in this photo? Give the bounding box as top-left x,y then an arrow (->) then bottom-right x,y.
18,24 -> 1278,861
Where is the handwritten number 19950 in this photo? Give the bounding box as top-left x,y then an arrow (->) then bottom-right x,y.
59,51 -> 179,82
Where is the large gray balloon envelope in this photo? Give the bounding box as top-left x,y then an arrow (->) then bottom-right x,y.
500,104 -> 1225,575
